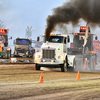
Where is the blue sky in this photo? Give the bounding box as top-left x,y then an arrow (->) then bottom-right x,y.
0,0 -> 68,45
0,0 -> 100,45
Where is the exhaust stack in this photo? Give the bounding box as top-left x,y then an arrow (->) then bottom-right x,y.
83,22 -> 89,47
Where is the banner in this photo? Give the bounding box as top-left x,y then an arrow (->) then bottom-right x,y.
93,40 -> 100,54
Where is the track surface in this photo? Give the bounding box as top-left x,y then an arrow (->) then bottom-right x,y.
0,64 -> 100,100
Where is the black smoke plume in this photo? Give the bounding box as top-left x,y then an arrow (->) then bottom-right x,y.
45,0 -> 100,40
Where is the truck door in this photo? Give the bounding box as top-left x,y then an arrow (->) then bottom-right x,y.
64,37 -> 67,53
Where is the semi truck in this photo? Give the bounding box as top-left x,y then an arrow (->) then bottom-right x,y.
0,29 -> 11,59
34,23 -> 98,72
68,23 -> 97,71
34,33 -> 75,72
13,37 -> 35,57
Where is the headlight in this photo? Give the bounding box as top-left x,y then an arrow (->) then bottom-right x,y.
58,55 -> 64,59
15,50 -> 17,55
35,55 -> 40,59
26,51 -> 28,55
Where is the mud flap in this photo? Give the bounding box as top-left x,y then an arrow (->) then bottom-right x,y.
75,55 -> 83,71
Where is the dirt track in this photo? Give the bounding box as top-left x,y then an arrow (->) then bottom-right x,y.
0,64 -> 100,100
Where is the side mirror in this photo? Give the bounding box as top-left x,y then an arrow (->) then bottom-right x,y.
95,36 -> 98,40
37,37 -> 40,41
13,40 -> 15,44
67,36 -> 70,42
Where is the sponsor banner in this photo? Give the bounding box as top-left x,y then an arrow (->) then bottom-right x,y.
93,40 -> 100,54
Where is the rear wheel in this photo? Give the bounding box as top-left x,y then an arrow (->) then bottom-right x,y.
35,64 -> 40,70
89,56 -> 95,71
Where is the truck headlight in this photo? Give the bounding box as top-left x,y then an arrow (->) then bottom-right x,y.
35,55 -> 40,59
26,51 -> 28,55
15,50 -> 17,55
58,55 -> 64,60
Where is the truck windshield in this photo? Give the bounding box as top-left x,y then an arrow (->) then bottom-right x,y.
48,36 -> 63,43
73,36 -> 84,48
16,39 -> 29,45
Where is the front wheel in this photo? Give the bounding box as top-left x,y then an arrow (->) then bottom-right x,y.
5,52 -> 8,59
7,51 -> 11,59
61,61 -> 67,72
35,64 -> 40,70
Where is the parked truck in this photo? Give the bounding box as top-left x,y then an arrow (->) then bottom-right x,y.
13,37 -> 35,57
0,29 -> 11,59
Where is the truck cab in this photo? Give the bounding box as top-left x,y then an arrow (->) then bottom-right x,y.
34,34 -> 75,72
0,29 -> 11,59
13,38 -> 35,57
68,25 -> 97,71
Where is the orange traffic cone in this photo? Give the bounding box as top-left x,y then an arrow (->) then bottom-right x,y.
76,71 -> 80,80
39,73 -> 43,83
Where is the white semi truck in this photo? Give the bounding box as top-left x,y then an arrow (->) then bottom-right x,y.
34,34 -> 75,72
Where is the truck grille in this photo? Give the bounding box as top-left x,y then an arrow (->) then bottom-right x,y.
42,49 -> 55,59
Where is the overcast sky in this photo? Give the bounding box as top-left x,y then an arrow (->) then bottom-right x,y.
0,0 -> 100,45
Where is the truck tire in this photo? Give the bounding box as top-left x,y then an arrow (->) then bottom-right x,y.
5,52 -> 7,59
61,59 -> 67,72
13,52 -> 16,57
35,64 -> 40,70
2,55 -> 4,59
32,52 -> 34,58
27,55 -> 30,58
93,56 -> 96,70
7,51 -> 10,59
27,52 -> 31,58
89,56 -> 95,71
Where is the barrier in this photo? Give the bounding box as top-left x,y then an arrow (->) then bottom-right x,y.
11,58 -> 16,62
